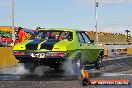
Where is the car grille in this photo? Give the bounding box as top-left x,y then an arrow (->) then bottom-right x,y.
40,44 -> 53,50
26,44 -> 38,50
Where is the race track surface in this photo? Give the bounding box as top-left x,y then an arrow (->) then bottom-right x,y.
0,56 -> 132,88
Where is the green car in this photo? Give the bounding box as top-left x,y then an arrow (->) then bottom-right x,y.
13,28 -> 104,72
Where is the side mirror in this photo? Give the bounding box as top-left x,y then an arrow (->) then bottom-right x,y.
90,40 -> 94,43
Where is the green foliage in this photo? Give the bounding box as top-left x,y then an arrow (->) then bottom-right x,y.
89,34 -> 132,43
0,31 -> 12,38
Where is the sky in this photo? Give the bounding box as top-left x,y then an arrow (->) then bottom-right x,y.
0,0 -> 132,34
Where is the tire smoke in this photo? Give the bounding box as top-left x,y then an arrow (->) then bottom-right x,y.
1,64 -> 46,76
34,66 -> 45,76
62,60 -> 75,75
1,63 -> 29,75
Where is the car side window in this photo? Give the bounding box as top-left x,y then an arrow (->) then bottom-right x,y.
81,32 -> 91,44
77,32 -> 85,44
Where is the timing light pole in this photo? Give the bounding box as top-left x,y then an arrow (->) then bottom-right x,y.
12,0 -> 15,45
95,0 -> 99,44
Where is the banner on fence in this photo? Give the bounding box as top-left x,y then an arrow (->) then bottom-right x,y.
110,48 -> 127,56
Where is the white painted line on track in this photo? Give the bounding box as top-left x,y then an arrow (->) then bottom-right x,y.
102,73 -> 132,77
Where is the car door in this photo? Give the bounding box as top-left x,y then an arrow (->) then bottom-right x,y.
81,32 -> 98,61
77,31 -> 98,63
76,31 -> 85,52
77,32 -> 92,63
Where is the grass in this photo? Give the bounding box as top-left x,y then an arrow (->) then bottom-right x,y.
88,34 -> 132,43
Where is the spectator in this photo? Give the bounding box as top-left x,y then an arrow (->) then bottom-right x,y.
18,27 -> 27,42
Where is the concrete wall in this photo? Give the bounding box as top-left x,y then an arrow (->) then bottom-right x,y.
0,47 -> 18,68
127,48 -> 132,55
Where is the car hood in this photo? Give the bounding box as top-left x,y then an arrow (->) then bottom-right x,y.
13,39 -> 76,51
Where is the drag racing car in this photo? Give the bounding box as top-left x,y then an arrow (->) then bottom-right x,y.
13,28 -> 104,72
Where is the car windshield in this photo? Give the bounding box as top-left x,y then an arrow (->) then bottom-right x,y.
29,30 -> 73,40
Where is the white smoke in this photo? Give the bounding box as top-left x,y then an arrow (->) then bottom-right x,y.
1,63 -> 29,75
62,61 -> 75,75
34,66 -> 45,76
1,63 -> 46,76
62,60 -> 82,76
15,63 -> 30,74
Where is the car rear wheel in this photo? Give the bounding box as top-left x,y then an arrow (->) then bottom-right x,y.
72,57 -> 81,73
95,56 -> 102,69
63,58 -> 81,74
63,52 -> 81,74
24,62 -> 37,73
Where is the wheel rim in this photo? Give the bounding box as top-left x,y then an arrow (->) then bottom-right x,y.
76,59 -> 81,70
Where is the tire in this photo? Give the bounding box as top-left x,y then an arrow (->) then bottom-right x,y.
95,56 -> 102,69
24,62 -> 37,73
63,52 -> 81,74
63,58 -> 81,75
72,57 -> 81,73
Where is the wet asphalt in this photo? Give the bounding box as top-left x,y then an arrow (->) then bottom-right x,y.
0,56 -> 131,88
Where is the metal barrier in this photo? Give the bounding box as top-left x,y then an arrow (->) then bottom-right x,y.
104,48 -> 132,57
109,48 -> 127,56
101,42 -> 132,56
